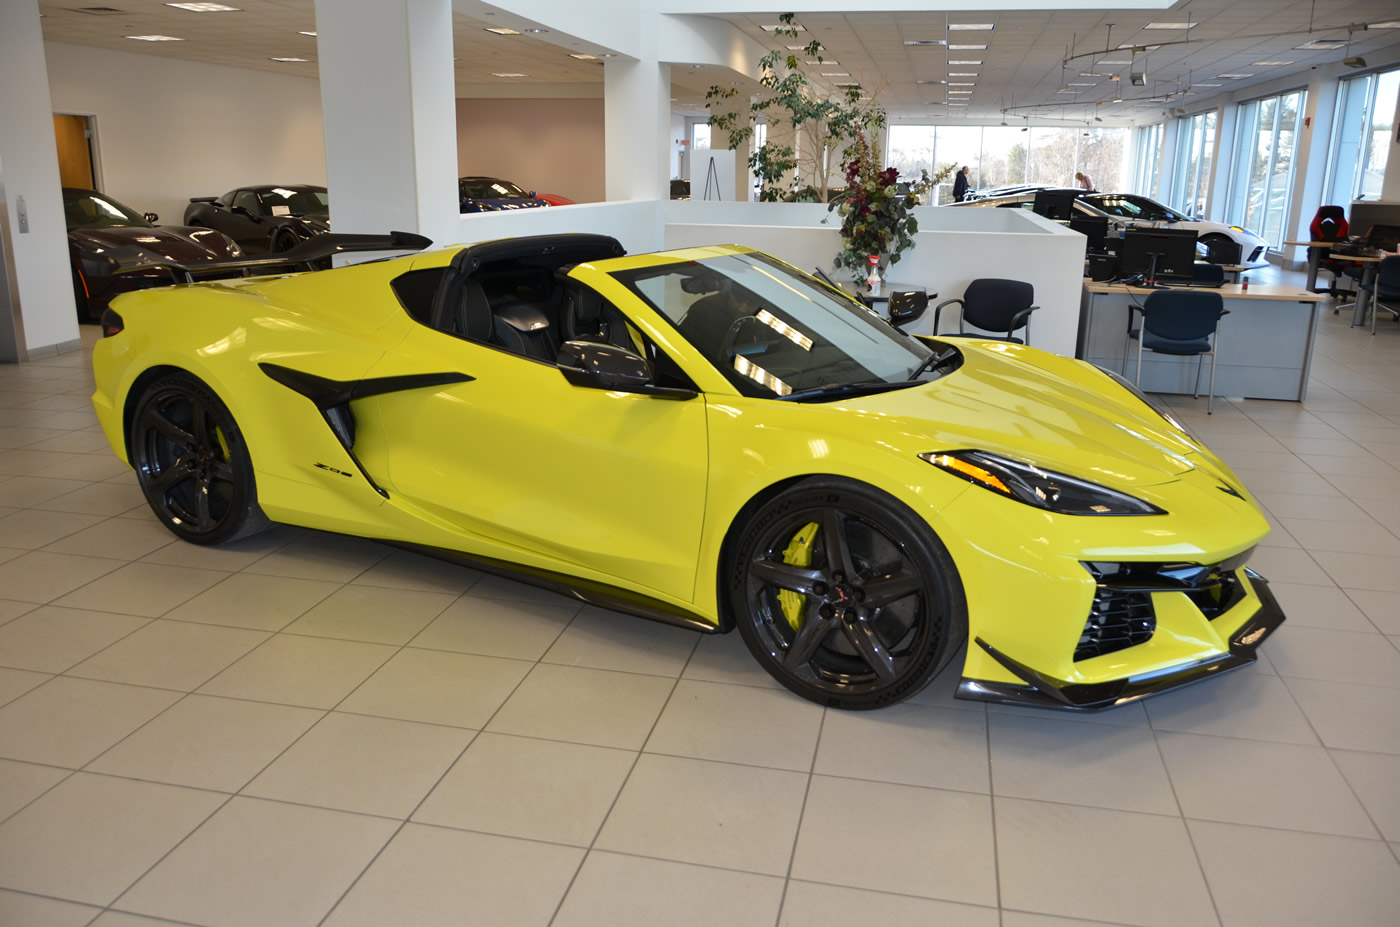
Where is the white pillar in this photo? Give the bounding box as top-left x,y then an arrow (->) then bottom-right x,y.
604,54 -> 670,201
0,0 -> 81,358
314,0 -> 459,246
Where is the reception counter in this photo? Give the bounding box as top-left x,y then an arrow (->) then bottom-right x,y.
1077,281 -> 1326,402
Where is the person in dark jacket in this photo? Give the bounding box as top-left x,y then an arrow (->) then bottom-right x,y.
952,166 -> 971,202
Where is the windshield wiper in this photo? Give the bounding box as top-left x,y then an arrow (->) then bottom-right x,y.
906,345 -> 961,382
779,381 -> 908,402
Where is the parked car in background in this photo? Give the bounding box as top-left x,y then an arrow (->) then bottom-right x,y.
458,176 -> 553,212
948,188 -> 1270,265
183,185 -> 330,254
64,187 -> 242,323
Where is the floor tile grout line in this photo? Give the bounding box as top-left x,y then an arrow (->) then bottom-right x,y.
542,629 -> 701,927
1147,720 -> 1226,927
984,698 -> 1004,927
772,704 -> 827,927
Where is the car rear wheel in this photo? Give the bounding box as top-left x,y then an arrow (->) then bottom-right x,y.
729,477 -> 966,709
271,228 -> 300,252
130,373 -> 269,545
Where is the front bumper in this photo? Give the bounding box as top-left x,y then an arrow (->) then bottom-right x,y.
956,569 -> 1285,711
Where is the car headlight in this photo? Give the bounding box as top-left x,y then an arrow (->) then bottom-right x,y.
920,450 -> 1164,515
1093,365 -> 1201,443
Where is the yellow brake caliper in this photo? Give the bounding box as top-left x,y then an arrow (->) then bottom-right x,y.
778,522 -> 820,630
214,426 -> 231,462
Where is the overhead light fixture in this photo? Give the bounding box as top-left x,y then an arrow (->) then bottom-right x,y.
125,34 -> 183,41
1097,59 -> 1130,65
949,72 -> 978,77
1193,83 -> 1222,87
949,44 -> 988,51
165,2 -> 239,10
1112,97 -> 1123,103
761,23 -> 806,31
569,53 -> 597,60
949,90 -> 973,95
948,82 -> 975,86
1371,21 -> 1400,28
948,24 -> 994,31
270,56 -> 308,62
904,39 -> 946,46
1217,73 -> 1254,79
1144,22 -> 1197,30
492,72 -> 527,77
1252,61 -> 1295,66
949,59 -> 982,65
821,72 -> 850,77
1069,82 -> 1096,86
1056,89 -> 1079,94
298,30 -> 316,37
806,59 -> 837,66
1345,54 -> 1368,68
484,27 -> 521,35
1295,39 -> 1346,50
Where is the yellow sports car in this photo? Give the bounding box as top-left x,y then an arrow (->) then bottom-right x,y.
91,234 -> 1284,711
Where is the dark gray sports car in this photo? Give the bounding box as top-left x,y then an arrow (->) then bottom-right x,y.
183,184 -> 330,254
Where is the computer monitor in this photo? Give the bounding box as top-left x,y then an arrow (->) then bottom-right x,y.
1118,228 -> 1199,283
1033,189 -> 1079,221
1068,216 -> 1109,253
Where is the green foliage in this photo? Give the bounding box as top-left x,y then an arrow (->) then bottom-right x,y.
706,12 -> 882,201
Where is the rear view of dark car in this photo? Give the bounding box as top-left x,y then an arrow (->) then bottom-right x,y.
64,188 -> 243,323
184,185 -> 330,254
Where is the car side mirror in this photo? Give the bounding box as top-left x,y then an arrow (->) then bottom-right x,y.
557,341 -> 696,399
529,191 -> 537,198
888,289 -> 928,329
143,212 -> 159,223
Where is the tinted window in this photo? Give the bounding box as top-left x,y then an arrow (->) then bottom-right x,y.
257,187 -> 328,216
391,267 -> 449,325
62,190 -> 148,230
460,178 -> 529,199
232,190 -> 262,215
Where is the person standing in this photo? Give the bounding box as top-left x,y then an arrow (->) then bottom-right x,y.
952,166 -> 971,202
1075,171 -> 1093,191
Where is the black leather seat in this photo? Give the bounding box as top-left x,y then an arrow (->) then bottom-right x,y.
429,275 -> 556,361
562,286 -> 633,350
430,275 -> 493,341
678,291 -> 746,360
492,300 -> 557,361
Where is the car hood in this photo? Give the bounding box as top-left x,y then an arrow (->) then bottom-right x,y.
825,341 -> 1200,489
69,225 -> 239,261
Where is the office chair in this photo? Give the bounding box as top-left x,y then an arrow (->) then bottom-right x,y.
1308,205 -> 1353,302
1125,288 -> 1227,413
1190,263 -> 1225,286
1359,255 -> 1400,335
933,279 -> 1038,343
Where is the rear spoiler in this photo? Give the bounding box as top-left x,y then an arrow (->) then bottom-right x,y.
110,230 -> 433,283
188,196 -> 218,203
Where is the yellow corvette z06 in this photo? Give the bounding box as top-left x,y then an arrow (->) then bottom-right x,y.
90,234 -> 1284,711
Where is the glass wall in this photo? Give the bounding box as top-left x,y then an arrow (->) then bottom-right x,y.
1325,67 -> 1400,206
1134,123 -> 1164,196
886,124 -> 1127,203
1167,111 -> 1216,217
1226,89 -> 1305,246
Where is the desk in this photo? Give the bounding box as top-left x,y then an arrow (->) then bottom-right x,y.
1078,281 -> 1325,401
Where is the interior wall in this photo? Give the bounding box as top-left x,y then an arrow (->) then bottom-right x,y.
455,98 -> 604,203
44,41 -> 326,227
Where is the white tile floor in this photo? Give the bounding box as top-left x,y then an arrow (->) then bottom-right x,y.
1,279 -> 1399,926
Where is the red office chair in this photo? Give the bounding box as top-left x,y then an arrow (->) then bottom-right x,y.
1309,206 -> 1353,301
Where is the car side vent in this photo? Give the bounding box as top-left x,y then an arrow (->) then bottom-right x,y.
1075,588 -> 1155,662
1184,571 -> 1245,621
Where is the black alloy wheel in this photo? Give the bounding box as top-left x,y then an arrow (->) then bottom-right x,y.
1199,233 -> 1235,264
130,374 -> 269,545
271,228 -> 301,252
729,477 -> 966,709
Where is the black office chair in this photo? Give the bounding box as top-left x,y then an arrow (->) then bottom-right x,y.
933,279 -> 1038,343
1359,255 -> 1400,335
1308,206 -> 1352,300
1190,263 -> 1225,286
1126,288 -> 1227,414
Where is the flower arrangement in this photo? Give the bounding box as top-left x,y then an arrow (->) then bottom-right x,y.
828,132 -> 950,284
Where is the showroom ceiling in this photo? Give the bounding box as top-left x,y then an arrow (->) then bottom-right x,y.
34,1 -> 1400,123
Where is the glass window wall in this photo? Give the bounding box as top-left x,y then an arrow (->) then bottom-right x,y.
1134,123 -> 1164,196
1226,89 -> 1305,246
1325,67 -> 1400,206
1167,111 -> 1215,217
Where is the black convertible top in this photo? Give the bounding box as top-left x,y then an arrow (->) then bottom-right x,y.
448,234 -> 625,277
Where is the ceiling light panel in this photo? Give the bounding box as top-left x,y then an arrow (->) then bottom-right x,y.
165,2 -> 239,10
904,40 -> 945,46
761,24 -> 805,31
569,53 -> 597,60
1252,61 -> 1294,66
1144,22 -> 1197,30
948,24 -> 993,31
125,34 -> 183,41
492,72 -> 527,77
298,30 -> 316,36
269,56 -> 307,62
484,27 -> 520,35
1295,40 -> 1345,49
1217,74 -> 1253,79
948,44 -> 988,50
950,60 -> 982,66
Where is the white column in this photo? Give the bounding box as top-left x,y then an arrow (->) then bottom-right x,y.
0,0 -> 81,358
604,54 -> 670,201
314,0 -> 459,247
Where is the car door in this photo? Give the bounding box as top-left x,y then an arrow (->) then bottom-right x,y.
359,309 -> 710,604
220,190 -> 268,249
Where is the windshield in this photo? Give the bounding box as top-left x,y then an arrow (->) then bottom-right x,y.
611,252 -> 941,400
63,190 -> 149,230
1083,194 -> 1185,222
460,178 -> 530,199
256,187 -> 328,216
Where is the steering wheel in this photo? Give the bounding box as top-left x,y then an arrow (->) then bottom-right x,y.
716,314 -> 765,365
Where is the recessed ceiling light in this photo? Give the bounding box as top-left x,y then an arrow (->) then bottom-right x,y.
784,44 -> 808,50
948,90 -> 973,94
484,27 -> 520,35
1372,21 -> 1400,28
948,44 -> 988,50
165,2 -> 239,10
1252,60 -> 1294,66
948,24 -> 994,31
569,53 -> 597,60
522,28 -> 547,33
1193,82 -> 1222,87
270,56 -> 308,62
492,72 -> 527,77
949,72 -> 978,77
904,39 -> 946,46
761,23 -> 805,31
1295,39 -> 1346,50
1068,82 -> 1096,86
1097,59 -> 1130,65
821,72 -> 849,77
1056,89 -> 1079,94
948,82 -> 975,86
125,34 -> 183,41
298,30 -> 316,36
949,60 -> 982,65
1144,22 -> 1198,30
1218,73 -> 1253,79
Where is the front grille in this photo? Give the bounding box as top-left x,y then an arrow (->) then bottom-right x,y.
1248,246 -> 1264,262
1076,588 -> 1155,661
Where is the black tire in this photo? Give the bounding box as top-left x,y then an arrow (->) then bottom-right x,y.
1199,233 -> 1235,264
271,228 -> 300,252
71,268 -> 91,324
129,373 -> 270,545
728,477 -> 967,709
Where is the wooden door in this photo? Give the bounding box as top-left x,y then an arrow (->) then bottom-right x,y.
53,114 -> 94,189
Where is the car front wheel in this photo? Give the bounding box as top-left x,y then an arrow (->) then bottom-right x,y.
130,373 -> 269,545
728,477 -> 967,709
